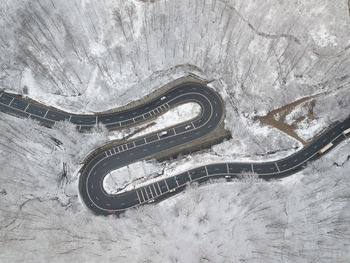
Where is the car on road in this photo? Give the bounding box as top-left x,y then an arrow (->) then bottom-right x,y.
148,199 -> 155,204
169,189 -> 176,192
185,124 -> 192,130
225,175 -> 231,179
174,176 -> 179,181
161,96 -> 166,100
160,131 -> 168,137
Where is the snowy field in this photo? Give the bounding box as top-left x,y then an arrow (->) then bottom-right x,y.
1,0 -> 350,262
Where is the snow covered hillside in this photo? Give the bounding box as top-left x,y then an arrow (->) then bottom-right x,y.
0,0 -> 350,262
0,113 -> 349,262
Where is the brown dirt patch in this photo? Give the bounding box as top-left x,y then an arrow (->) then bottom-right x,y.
254,96 -> 318,145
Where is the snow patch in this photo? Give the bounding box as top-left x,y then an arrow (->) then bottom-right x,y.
131,102 -> 201,139
103,161 -> 161,194
311,24 -> 338,47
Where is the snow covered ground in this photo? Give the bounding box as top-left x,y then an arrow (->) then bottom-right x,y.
107,102 -> 201,142
0,111 -> 349,262
130,102 -> 201,138
1,0 -> 350,261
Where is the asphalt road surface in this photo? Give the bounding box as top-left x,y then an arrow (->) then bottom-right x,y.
0,83 -> 349,216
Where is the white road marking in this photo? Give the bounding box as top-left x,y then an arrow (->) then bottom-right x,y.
149,186 -> 154,198
251,163 -> 254,173
144,188 -> 149,199
188,171 -> 193,181
275,162 -> 280,172
205,166 -> 209,176
8,97 -> 14,106
24,103 -> 30,112
152,184 -> 158,196
140,189 -> 145,202
164,180 -> 170,191
136,190 -> 142,203
43,109 -> 48,118
226,163 -> 229,173
156,182 -> 162,194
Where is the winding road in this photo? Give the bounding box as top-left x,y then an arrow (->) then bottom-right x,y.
0,82 -> 349,215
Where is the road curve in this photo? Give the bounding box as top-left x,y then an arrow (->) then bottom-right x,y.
0,83 -> 349,215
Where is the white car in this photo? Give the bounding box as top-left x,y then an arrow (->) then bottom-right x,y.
185,124 -> 192,130
225,175 -> 231,179
161,96 -> 166,100
169,189 -> 176,193
148,199 -> 155,204
160,131 -> 168,137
